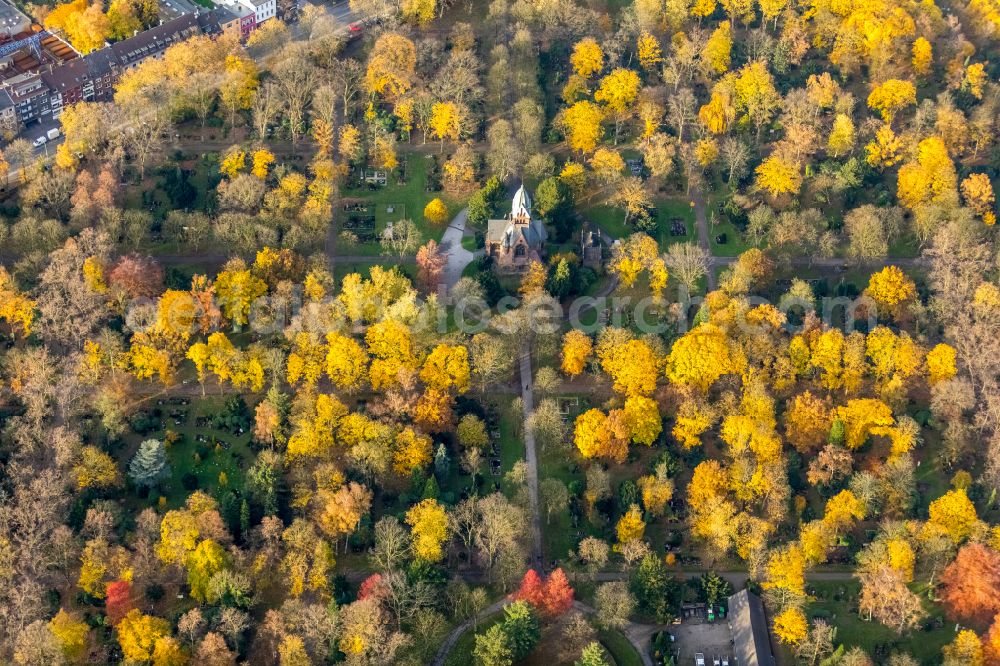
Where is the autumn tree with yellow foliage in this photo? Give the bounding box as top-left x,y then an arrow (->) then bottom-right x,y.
366,33 -> 417,99
636,32 -> 662,70
961,173 -> 996,226
867,80 -> 917,123
703,22 -> 732,75
405,498 -> 449,562
897,136 -> 958,210
594,68 -> 641,143
866,266 -> 916,310
925,489 -> 980,543
865,124 -> 904,168
755,155 -> 802,197
325,332 -> 369,392
784,391 -> 830,454
561,101 -> 605,154
638,463 -> 673,516
597,331 -> 660,397
561,330 -> 593,376
429,102 -> 466,151
571,38 -> 604,78
574,408 -> 630,462
424,197 -> 449,226
773,607 -> 808,644
926,343 -> 957,385
911,38 -> 933,75
0,266 -> 35,337
117,610 -> 171,662
666,324 -> 744,392
615,504 -> 646,545
608,233 -> 668,300
366,320 -> 417,391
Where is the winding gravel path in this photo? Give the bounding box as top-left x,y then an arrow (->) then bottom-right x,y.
440,206 -> 477,292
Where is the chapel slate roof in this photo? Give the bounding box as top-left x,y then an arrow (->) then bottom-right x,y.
485,183 -> 547,250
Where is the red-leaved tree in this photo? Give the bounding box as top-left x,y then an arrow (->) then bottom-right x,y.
984,613 -> 1000,664
542,567 -> 574,617
105,580 -> 134,626
108,254 -> 164,299
511,569 -> 546,609
416,240 -> 447,295
358,573 -> 387,601
511,568 -> 574,618
941,543 -> 1000,626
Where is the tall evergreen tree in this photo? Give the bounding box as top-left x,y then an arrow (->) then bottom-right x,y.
631,553 -> 680,622
434,442 -> 450,478
128,439 -> 169,489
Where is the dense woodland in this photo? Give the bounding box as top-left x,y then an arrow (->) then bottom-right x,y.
0,0 -> 998,663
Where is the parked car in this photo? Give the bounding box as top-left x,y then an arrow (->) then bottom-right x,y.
46,128 -> 60,140
713,658 -> 721,666
32,136 -> 47,147
695,654 -> 706,666
722,658 -> 730,666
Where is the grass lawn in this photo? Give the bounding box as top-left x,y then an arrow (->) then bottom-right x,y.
461,233 -> 479,252
912,429 -> 950,516
538,444 -> 593,563
699,190 -> 752,257
116,394 -> 255,511
444,612 -> 504,666
338,153 -> 463,256
597,628 -> 644,666
447,609 -> 642,666
331,262 -> 373,283
533,392 -> 672,565
461,260 -> 479,279
888,232 -> 921,258
162,261 -> 227,289
497,398 -> 528,495
122,180 -> 171,235
575,305 -> 601,329
806,580 -> 954,665
535,391 -> 595,563
571,274 -> 624,328
329,261 -> 416,285
186,155 -> 223,212
709,216 -> 752,256
584,197 -> 695,249
760,265 -> 876,307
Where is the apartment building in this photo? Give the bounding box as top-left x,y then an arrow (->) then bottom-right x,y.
240,0 -> 276,25
0,9 -> 229,130
214,1 -> 258,41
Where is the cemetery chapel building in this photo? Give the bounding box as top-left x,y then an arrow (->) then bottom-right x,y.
485,184 -> 547,272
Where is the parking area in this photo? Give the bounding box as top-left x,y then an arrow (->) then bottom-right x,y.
671,622 -> 735,665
